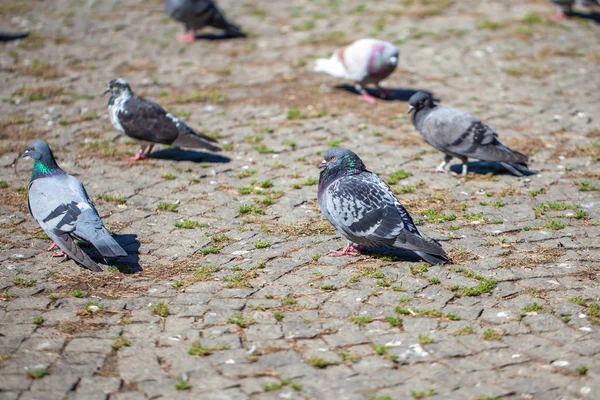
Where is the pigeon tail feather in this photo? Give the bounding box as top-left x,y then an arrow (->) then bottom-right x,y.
414,251 -> 449,265
55,233 -> 102,272
172,129 -> 222,152
314,57 -> 347,79
500,162 -> 531,177
92,233 -> 127,258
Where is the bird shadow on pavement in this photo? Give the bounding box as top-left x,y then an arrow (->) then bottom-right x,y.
568,11 -> 600,24
151,148 -> 231,163
0,32 -> 29,42
448,161 -> 535,176
362,246 -> 425,263
109,233 -> 142,274
335,85 -> 434,102
194,31 -> 247,41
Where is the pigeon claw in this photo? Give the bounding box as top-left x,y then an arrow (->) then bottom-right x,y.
551,12 -> 567,21
124,152 -> 149,162
359,92 -> 377,103
177,32 -> 196,43
51,250 -> 66,258
330,244 -> 361,257
47,242 -> 57,251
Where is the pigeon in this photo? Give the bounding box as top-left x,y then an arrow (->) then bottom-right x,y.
317,147 -> 448,265
314,39 -> 399,103
163,0 -> 245,42
549,0 -> 600,21
408,91 -> 530,177
104,78 -> 221,161
22,141 -> 127,272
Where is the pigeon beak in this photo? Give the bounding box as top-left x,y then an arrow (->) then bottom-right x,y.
389,56 -> 398,65
102,88 -> 111,95
318,160 -> 327,169
22,150 -> 31,159
407,105 -> 415,114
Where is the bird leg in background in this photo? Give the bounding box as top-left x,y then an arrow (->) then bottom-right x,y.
460,157 -> 469,176
376,85 -> 394,99
47,242 -> 57,251
124,152 -> 148,162
551,4 -> 572,21
177,31 -> 196,43
355,83 -> 376,103
433,155 -> 453,173
330,242 -> 361,257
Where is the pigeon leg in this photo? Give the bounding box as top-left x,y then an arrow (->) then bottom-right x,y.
330,242 -> 360,257
460,157 -> 469,177
51,250 -> 67,257
47,242 -> 57,251
551,11 -> 568,21
124,151 -> 148,162
355,83 -> 376,103
177,31 -> 196,43
144,144 -> 155,157
433,155 -> 453,173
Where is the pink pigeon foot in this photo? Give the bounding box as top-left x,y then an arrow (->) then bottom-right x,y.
551,12 -> 567,21
359,92 -> 377,103
124,152 -> 149,162
330,244 -> 360,257
52,250 -> 66,257
429,167 -> 447,174
177,32 -> 196,43
47,242 -> 57,251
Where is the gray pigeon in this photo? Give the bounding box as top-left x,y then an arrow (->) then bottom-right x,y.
317,148 -> 448,265
163,0 -> 245,42
408,91 -> 530,177
550,0 -> 600,20
23,141 -> 127,272
314,38 -> 399,103
104,78 -> 221,161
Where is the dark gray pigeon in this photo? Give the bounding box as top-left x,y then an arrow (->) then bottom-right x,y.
317,148 -> 448,265
104,78 -> 221,161
408,91 -> 530,177
550,0 -> 600,20
163,0 -> 245,42
23,141 -> 127,272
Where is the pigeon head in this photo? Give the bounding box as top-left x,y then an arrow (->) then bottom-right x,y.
319,147 -> 366,175
407,91 -> 435,114
383,45 -> 399,66
104,78 -> 133,104
22,140 -> 60,176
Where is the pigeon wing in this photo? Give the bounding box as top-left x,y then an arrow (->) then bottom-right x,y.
423,107 -> 528,164
118,97 -> 179,145
325,173 -> 446,258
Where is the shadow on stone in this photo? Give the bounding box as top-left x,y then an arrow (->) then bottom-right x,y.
334,85 -> 435,102
448,161 -> 535,176
363,246 -> 424,263
150,148 -> 231,163
110,233 -> 142,274
194,31 -> 246,41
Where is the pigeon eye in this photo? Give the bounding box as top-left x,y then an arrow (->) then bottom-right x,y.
330,156 -> 336,161
30,147 -> 35,151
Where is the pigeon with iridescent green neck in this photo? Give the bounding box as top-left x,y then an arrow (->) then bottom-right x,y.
104,78 -> 221,161
317,147 -> 448,265
23,140 -> 127,272
314,39 -> 399,103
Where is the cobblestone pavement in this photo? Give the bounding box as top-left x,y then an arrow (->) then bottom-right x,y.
1,0 -> 600,399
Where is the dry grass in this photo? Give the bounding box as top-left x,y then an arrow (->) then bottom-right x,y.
497,247 -> 564,268
553,143 -> 600,159
51,270 -> 147,299
17,60 -> 63,79
114,59 -> 157,74
390,0 -> 454,18
12,85 -> 64,102
503,65 -> 556,79
504,136 -> 548,155
403,190 -> 463,214
277,218 -> 336,236
448,247 -> 478,264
